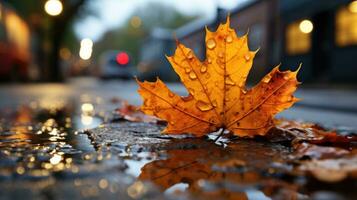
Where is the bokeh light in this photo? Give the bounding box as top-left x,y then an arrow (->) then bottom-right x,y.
59,48 -> 71,60
80,38 -> 93,48
79,38 -> 93,60
349,1 -> 357,13
116,52 -> 130,65
299,19 -> 313,34
44,0 -> 63,16
130,16 -> 142,28
81,103 -> 94,114
49,154 -> 62,165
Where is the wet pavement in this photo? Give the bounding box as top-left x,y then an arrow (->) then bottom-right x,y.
1,78 -> 357,128
0,78 -> 356,199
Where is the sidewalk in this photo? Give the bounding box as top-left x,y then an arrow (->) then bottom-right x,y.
295,88 -> 357,114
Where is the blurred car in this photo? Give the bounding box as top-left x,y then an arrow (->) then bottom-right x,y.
98,50 -> 135,79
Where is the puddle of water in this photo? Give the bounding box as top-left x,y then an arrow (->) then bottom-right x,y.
0,96 -> 356,200
0,98 -> 106,180
124,152 -> 158,178
121,137 -> 355,200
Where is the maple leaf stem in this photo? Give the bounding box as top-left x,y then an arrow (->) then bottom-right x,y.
213,128 -> 225,142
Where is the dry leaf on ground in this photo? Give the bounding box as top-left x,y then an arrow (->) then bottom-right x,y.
115,101 -> 160,123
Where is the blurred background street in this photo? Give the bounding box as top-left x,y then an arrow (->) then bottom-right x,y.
0,0 -> 356,83
0,0 -> 356,126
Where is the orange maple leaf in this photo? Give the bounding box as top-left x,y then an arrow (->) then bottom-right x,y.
137,17 -> 300,137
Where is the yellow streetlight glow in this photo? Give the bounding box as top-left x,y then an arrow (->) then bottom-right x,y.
44,0 -> 63,16
80,38 -> 93,48
349,1 -> 357,13
299,19 -> 313,34
79,38 -> 93,60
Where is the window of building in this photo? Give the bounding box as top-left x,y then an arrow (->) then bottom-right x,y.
336,3 -> 357,47
285,20 -> 312,55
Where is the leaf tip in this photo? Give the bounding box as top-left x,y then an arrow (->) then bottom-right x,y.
296,63 -> 303,72
291,63 -> 302,78
253,47 -> 260,54
294,97 -> 302,102
205,25 -> 212,33
165,54 -> 171,60
245,27 -> 250,37
225,13 -> 231,25
135,76 -> 143,85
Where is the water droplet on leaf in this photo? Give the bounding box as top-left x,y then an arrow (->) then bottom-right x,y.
200,66 -> 207,73
212,100 -> 217,107
226,35 -> 233,43
189,71 -> 197,80
207,58 -> 212,64
206,39 -> 216,49
187,50 -> 193,59
262,74 -> 272,83
196,100 -> 213,111
185,68 -> 191,73
225,76 -> 235,85
244,53 -> 251,61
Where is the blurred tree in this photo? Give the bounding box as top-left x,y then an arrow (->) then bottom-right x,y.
4,0 -> 90,81
93,2 -> 197,64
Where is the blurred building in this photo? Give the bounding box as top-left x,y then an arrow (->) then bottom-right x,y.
139,0 -> 357,83
139,17 -> 213,81
280,0 -> 357,83
0,2 -> 32,81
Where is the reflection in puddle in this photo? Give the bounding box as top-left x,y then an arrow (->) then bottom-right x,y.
133,138 -> 354,199
0,99 -> 103,180
133,140 -> 294,199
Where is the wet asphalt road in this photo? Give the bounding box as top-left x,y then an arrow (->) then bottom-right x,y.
1,77 -> 356,129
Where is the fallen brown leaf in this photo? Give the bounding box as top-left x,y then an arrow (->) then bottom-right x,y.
137,16 -> 300,137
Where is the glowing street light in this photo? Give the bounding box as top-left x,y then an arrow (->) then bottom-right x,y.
299,19 -> 313,34
80,38 -> 93,48
79,38 -> 93,60
44,0 -> 63,16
